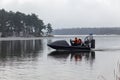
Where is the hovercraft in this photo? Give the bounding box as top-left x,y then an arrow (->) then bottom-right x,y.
47,36 -> 95,51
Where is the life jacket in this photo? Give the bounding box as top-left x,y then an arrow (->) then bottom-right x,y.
74,39 -> 78,44
77,39 -> 82,44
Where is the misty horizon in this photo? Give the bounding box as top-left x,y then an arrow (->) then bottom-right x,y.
0,0 -> 120,29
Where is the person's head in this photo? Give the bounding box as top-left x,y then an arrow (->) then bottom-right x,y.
75,37 -> 77,40
89,33 -> 93,35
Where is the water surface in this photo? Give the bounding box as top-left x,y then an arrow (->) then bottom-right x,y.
0,35 -> 120,80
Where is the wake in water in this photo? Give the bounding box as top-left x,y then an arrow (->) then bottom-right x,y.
93,47 -> 120,51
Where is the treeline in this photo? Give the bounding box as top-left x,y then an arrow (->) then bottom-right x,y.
53,27 -> 120,35
0,9 -> 53,37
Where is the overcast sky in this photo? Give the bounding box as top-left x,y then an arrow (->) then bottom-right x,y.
0,0 -> 120,29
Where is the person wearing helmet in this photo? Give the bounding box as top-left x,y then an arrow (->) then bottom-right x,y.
84,33 -> 93,47
89,33 -> 93,41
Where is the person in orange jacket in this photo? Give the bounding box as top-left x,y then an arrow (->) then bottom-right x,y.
73,37 -> 82,46
70,37 -> 82,46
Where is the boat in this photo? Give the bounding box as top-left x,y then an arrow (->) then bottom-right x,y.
47,35 -> 95,51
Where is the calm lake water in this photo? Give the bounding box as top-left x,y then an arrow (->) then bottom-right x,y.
0,35 -> 120,80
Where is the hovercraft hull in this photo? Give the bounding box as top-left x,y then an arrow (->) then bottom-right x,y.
47,44 -> 91,51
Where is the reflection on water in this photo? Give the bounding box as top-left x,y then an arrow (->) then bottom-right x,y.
71,51 -> 95,62
48,51 -> 95,63
0,40 -> 43,61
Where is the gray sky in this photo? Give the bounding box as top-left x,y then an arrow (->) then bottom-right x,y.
0,0 -> 120,29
